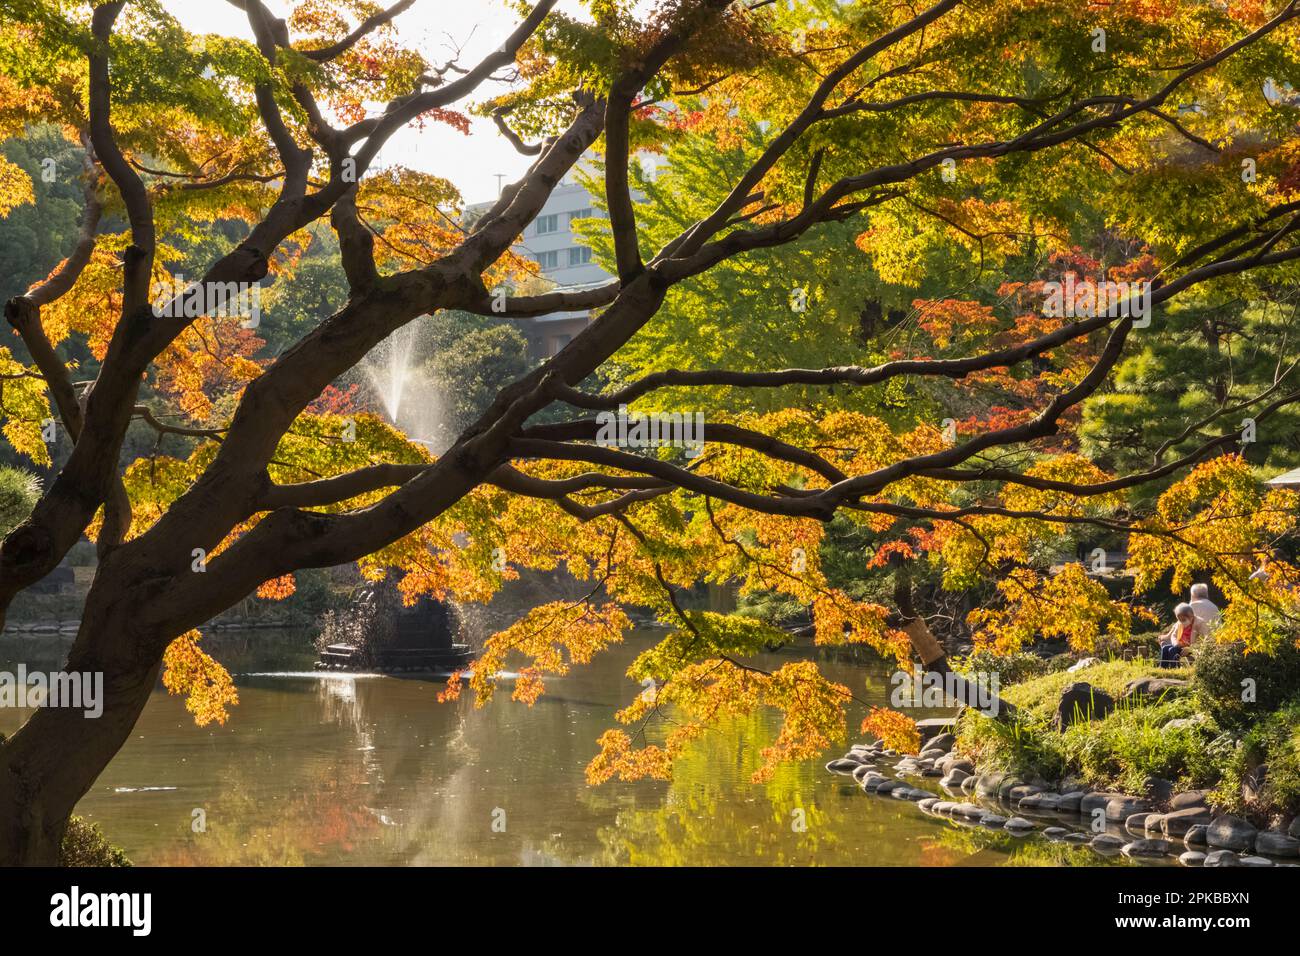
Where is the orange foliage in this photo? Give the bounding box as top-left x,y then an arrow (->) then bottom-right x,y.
161,631 -> 239,727
861,707 -> 921,755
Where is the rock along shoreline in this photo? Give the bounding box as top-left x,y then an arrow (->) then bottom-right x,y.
826,720 -> 1300,867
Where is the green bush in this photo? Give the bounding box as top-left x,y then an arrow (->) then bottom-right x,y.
956,660 -> 1215,791
1214,699 -> 1300,817
1194,637 -> 1300,727
0,466 -> 40,536
60,817 -> 131,867
735,590 -> 808,628
1128,630 -> 1167,654
960,695 -> 1220,792
952,649 -> 1058,686
957,706 -> 1067,779
1059,696 -> 1220,792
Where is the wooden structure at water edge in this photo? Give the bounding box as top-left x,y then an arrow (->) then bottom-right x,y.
316,581 -> 474,673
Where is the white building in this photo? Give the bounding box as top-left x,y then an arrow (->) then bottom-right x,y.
466,177 -> 611,359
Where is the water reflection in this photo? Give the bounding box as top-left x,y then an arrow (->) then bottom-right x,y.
0,631 -> 1137,867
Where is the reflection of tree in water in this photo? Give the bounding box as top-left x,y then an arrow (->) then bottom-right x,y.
298,673 -> 595,865
305,662 -> 978,866
149,756 -> 384,866
306,674 -> 483,863
139,674 -> 485,865
87,634 -> 1004,866
928,821 -> 1122,867
131,675 -> 452,865
316,676 -> 377,744
376,676 -> 637,865
202,629 -> 318,674
580,713 -> 850,866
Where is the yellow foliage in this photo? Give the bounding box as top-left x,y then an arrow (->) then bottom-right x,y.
255,574 -> 296,600
594,658 -> 851,785
161,630 -> 239,727
0,154 -> 33,216
0,347 -> 52,465
812,590 -> 911,662
586,730 -> 674,784
467,600 -> 631,706
968,563 -> 1151,654
1128,456 -> 1300,651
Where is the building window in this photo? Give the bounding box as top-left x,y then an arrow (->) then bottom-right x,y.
535,250 -> 559,270
568,246 -> 592,267
536,214 -> 559,235
568,208 -> 592,223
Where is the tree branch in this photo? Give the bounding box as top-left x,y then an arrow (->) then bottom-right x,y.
300,0 -> 417,62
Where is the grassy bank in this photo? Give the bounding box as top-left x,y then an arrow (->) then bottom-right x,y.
954,644 -> 1300,823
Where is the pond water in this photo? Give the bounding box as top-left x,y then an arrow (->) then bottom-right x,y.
0,630 -> 1143,866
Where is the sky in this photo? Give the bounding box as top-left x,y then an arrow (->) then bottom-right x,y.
158,0 -> 596,205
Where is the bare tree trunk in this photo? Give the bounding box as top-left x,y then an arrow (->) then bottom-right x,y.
891,555 -> 1016,720
0,585 -> 162,865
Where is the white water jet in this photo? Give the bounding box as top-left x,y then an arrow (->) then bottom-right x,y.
357,321 -> 451,451
363,324 -> 420,422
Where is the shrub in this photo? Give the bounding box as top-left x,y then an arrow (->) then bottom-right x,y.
957,706 -> 1066,779
1128,629 -> 1166,655
952,649 -> 1057,686
1214,699 -> 1300,817
955,660 -> 1214,791
1058,696 -> 1219,793
1194,637 -> 1300,727
60,816 -> 131,867
0,466 -> 40,536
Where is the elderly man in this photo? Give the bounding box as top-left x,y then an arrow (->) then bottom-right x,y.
1188,583 -> 1221,627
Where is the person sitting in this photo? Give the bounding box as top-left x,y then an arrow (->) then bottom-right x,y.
1159,603 -> 1208,668
1249,550 -> 1278,583
1188,582 -> 1221,627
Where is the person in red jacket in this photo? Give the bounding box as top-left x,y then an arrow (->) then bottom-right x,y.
1159,602 -> 1208,668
